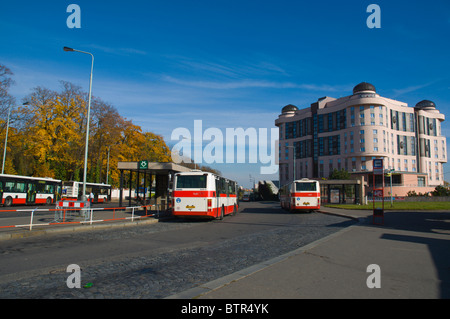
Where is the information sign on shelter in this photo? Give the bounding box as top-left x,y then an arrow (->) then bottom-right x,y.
139,160 -> 148,170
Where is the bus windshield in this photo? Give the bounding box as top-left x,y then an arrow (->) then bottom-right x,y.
295,182 -> 317,192
176,175 -> 207,189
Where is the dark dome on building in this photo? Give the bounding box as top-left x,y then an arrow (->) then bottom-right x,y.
415,100 -> 436,110
353,82 -> 376,94
282,104 -> 298,113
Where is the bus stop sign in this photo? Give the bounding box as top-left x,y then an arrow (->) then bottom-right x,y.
139,160 -> 148,170
372,158 -> 384,225
373,159 -> 383,175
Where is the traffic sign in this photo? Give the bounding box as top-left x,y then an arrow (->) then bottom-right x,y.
373,159 -> 383,175
138,160 -> 148,170
373,189 -> 383,197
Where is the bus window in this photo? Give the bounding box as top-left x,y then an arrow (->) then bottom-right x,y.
16,182 -> 26,193
228,183 -> 235,195
296,182 -> 317,192
176,175 -> 207,189
46,184 -> 55,194
4,182 -> 14,192
36,183 -> 45,193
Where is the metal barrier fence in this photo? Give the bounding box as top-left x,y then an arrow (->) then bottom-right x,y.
0,204 -> 161,231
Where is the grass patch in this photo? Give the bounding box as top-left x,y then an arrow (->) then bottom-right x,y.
325,201 -> 450,210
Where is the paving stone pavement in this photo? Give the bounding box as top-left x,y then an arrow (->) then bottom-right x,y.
0,212 -> 353,298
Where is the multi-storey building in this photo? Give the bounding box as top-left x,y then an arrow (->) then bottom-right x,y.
275,82 -> 447,196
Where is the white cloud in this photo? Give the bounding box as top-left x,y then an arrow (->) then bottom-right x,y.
162,75 -> 350,92
87,44 -> 147,56
165,54 -> 289,79
391,81 -> 436,97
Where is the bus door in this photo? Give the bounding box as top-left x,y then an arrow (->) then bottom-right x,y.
215,178 -> 220,218
55,184 -> 62,201
26,182 -> 36,204
225,181 -> 230,213
0,181 -> 3,205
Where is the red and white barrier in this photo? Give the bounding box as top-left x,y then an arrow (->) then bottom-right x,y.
0,204 -> 159,231
57,200 -> 89,208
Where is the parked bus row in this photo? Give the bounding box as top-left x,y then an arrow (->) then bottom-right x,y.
0,174 -> 111,207
0,173 -> 321,217
172,172 -> 320,219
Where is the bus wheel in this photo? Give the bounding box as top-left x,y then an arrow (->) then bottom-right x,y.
46,197 -> 52,205
4,196 -> 12,207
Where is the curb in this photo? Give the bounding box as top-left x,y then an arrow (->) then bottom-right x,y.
317,209 -> 365,222
0,217 -> 159,241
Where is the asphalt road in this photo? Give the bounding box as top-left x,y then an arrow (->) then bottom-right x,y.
0,201 -> 354,298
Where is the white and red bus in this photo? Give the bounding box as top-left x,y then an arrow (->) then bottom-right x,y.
62,181 -> 111,203
0,174 -> 62,207
172,171 -> 239,219
280,178 -> 320,212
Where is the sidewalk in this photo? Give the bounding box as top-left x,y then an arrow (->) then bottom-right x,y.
168,207 -> 450,299
0,207 -> 160,241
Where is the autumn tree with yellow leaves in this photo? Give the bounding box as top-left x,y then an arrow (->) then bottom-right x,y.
0,64 -> 172,187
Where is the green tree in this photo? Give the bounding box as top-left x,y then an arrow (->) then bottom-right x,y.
329,168 -> 351,180
432,185 -> 450,196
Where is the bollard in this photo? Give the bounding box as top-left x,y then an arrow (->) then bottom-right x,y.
373,208 -> 384,225
29,207 -> 38,231
29,209 -> 34,231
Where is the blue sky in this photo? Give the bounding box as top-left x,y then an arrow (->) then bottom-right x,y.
1,0 -> 449,188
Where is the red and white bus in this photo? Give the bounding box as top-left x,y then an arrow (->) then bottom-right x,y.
0,174 -> 62,207
172,171 -> 239,219
280,178 -> 320,212
62,181 -> 111,203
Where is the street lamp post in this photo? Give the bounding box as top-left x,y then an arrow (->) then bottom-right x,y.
64,46 -> 94,201
106,145 -> 110,185
389,169 -> 394,207
2,102 -> 28,174
385,168 -> 395,207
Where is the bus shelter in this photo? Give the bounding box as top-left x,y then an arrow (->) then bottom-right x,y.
319,178 -> 364,205
117,161 -> 191,210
